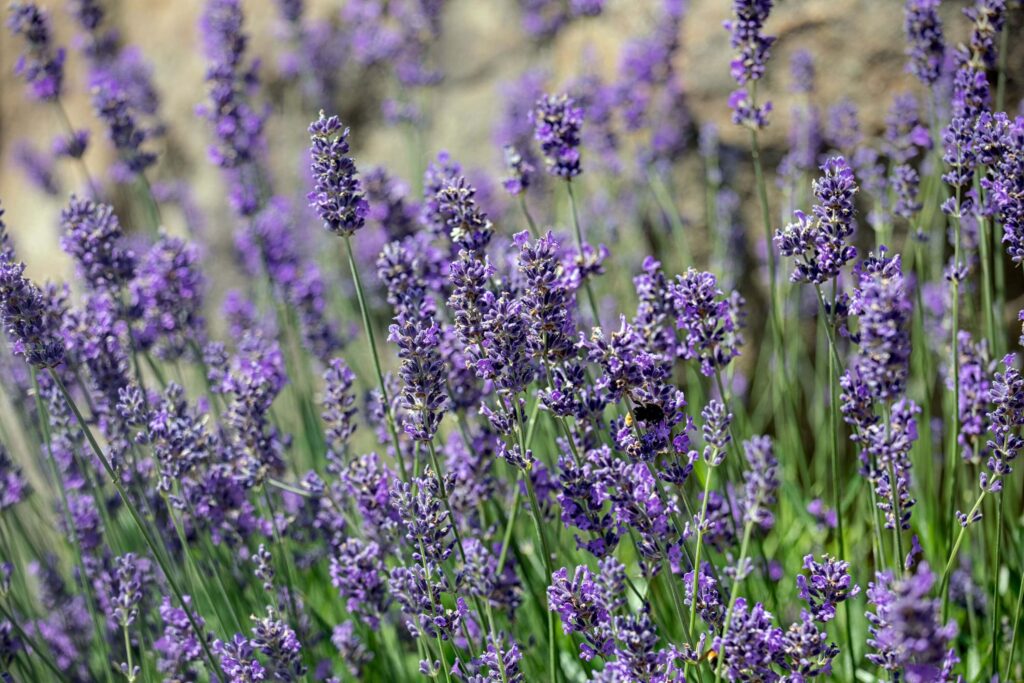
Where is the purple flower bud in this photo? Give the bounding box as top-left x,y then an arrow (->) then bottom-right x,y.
308,112 -> 368,236
7,2 -> 65,101
531,93 -> 584,180
796,554 -> 861,623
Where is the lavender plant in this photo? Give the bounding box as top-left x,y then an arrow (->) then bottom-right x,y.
0,1 -> 1022,682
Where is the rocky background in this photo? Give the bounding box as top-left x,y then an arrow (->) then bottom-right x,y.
1,0 -> 1021,281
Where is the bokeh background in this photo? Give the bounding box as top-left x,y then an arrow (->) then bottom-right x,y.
1,0 -> 1021,294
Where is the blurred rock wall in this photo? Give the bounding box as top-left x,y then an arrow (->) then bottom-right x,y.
0,0 -> 1019,279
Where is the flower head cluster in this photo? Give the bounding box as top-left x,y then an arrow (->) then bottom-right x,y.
389,309 -> 448,443
776,157 -> 859,285
796,554 -> 860,623
0,207 -> 65,368
849,249 -> 912,400
903,0 -> 945,87
724,0 -> 775,128
531,94 -> 584,180
978,354 -> 1024,496
129,234 -> 206,360
434,176 -> 494,252
198,0 -> 267,216
59,197 -> 137,292
866,564 -> 958,681
670,269 -> 745,376
91,73 -> 157,179
7,2 -> 65,100
547,559 -> 625,661
308,112 -> 369,236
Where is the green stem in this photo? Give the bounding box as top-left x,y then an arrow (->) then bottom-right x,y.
566,181 -> 602,328
990,493 -> 1004,680
48,370 -> 222,681
713,518 -> 755,683
30,369 -> 117,683
1007,565 -> 1024,682
342,234 -> 408,482
519,195 -> 540,239
0,601 -> 71,683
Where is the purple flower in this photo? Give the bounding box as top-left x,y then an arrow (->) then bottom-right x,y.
866,563 -> 958,682
671,269 -> 746,376
13,142 -> 59,195
796,554 -> 860,623
214,633 -> 267,683
0,208 -> 66,368
849,248 -> 912,400
59,197 -> 137,292
884,93 -> 930,163
979,354 -> 1024,496
250,607 -> 305,681
741,435 -> 778,530
99,553 -> 146,627
781,613 -> 840,679
52,130 -> 90,159
701,400 -> 733,466
683,565 -> 724,631
198,0 -> 267,216
322,358 -> 358,460
547,564 -> 617,660
956,332 -> 992,463
903,0 -> 945,87
330,538 -> 388,628
388,309 -> 448,443
308,112 -> 369,236
531,93 -> 584,180
129,234 -> 206,360
724,0 -> 775,128
712,598 -> 784,681
984,115 -> 1024,265
90,71 -> 158,179
776,156 -> 859,286
892,164 -> 923,221
515,231 -> 577,362
392,473 -> 455,564
7,3 -> 65,101
434,176 -> 493,252
724,0 -> 774,85
789,49 -> 815,94
0,445 -> 27,511
728,88 -> 772,130
155,596 -> 205,682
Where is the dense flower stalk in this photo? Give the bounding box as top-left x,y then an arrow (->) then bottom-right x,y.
531,93 -> 584,179
776,157 -> 859,285
7,2 -> 65,101
308,112 -> 369,236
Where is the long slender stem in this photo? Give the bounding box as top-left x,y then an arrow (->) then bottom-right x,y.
821,283 -> 857,680
30,369 -> 117,683
48,370 -> 222,681
713,518 -> 755,683
1007,565 -> 1024,682
990,493 -> 1004,680
342,234 -> 408,482
566,181 -> 602,328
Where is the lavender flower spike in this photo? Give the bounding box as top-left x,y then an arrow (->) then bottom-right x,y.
7,2 -> 65,101
531,93 -> 584,180
0,205 -> 65,368
776,156 -> 859,285
309,112 -> 369,236
797,554 -> 861,623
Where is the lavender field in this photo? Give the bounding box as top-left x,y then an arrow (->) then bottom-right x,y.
0,0 -> 1022,681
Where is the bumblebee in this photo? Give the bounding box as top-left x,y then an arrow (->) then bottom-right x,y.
633,402 -> 665,423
